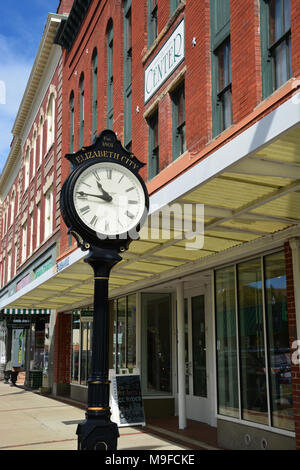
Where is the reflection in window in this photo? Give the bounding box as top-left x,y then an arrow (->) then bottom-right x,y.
216,252 -> 293,430
113,295 -> 136,373
192,296 -> 207,397
269,0 -> 292,90
265,252 -> 294,431
238,258 -> 268,425
71,313 -> 80,383
215,266 -> 239,418
141,293 -> 172,395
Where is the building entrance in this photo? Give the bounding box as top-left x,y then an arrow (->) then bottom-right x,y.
183,287 -> 215,426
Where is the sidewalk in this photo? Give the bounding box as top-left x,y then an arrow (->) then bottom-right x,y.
0,381 -> 199,451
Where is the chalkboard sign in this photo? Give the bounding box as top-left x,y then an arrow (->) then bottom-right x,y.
110,373 -> 145,427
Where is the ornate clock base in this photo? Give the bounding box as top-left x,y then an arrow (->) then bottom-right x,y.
76,418 -> 119,450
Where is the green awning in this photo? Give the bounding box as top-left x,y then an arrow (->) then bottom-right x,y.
0,308 -> 51,316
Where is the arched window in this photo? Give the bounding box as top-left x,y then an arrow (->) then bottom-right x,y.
92,49 -> 98,142
70,91 -> 74,153
10,191 -> 15,227
79,73 -> 85,147
107,21 -> 113,129
39,115 -> 44,165
46,93 -> 55,151
32,130 -> 37,175
24,147 -> 30,189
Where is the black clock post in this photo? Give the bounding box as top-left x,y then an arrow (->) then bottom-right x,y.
76,245 -> 121,450
60,130 -> 149,451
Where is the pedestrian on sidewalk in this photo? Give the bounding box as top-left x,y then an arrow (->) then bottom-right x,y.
4,360 -> 12,384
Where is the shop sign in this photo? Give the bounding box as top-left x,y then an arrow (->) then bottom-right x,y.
144,18 -> 185,103
34,258 -> 52,279
16,273 -> 31,292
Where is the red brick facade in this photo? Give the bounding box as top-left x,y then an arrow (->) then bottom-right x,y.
285,241 -> 300,450
53,312 -> 72,386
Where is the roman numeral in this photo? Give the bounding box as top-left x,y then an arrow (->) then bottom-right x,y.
90,216 -> 98,227
106,169 -> 112,179
126,211 -> 135,220
80,205 -> 90,215
82,182 -> 92,188
118,175 -> 124,184
92,170 -> 100,181
105,221 -> 110,232
126,187 -> 134,193
128,200 -> 138,204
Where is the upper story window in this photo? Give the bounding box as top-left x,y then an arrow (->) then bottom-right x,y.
147,109 -> 159,179
92,49 -> 98,142
217,39 -> 232,132
39,115 -> 44,167
170,0 -> 180,15
24,147 -> 30,190
10,191 -> 15,227
148,0 -> 158,47
107,21 -> 114,130
46,93 -> 55,151
210,0 -> 232,136
44,187 -> 53,240
21,223 -> 27,263
171,81 -> 186,160
261,0 -> 292,98
79,74 -> 85,148
32,130 -> 37,176
124,0 -> 132,151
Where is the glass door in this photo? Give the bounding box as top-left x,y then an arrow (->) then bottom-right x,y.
184,293 -> 211,424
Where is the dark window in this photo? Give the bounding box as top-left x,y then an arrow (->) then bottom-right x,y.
172,82 -> 186,160
92,49 -> 98,142
148,0 -> 158,46
124,1 -> 132,150
148,109 -> 159,179
107,21 -> 113,129
217,39 -> 232,132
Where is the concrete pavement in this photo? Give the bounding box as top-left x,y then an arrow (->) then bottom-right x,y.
0,381 -> 189,451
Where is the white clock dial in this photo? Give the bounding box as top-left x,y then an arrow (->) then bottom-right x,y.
73,162 -> 146,236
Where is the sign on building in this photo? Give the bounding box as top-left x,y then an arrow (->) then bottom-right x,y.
144,18 -> 185,103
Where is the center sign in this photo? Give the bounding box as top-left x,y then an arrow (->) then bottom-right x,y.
144,18 -> 185,103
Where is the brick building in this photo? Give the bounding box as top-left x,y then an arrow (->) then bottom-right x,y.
1,0 -> 300,450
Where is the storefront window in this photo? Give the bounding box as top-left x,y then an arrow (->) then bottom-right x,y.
215,266 -> 239,418
238,258 -> 268,425
114,295 -> 137,373
127,295 -> 137,369
141,293 -> 172,395
117,297 -> 126,372
264,252 -> 294,431
215,251 -> 294,431
71,313 -> 80,384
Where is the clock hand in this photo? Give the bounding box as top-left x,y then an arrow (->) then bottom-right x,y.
96,181 -> 113,201
77,191 -> 112,202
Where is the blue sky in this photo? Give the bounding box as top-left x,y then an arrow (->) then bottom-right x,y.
0,0 -> 59,173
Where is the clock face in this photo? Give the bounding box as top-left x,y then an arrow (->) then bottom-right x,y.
72,161 -> 146,237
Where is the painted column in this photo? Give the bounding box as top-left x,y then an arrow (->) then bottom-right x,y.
176,282 -> 187,429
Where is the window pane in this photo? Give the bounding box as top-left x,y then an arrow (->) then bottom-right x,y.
215,266 -> 239,418
223,89 -> 232,130
117,297 -> 126,372
127,294 -> 136,370
274,42 -> 288,88
71,313 -> 80,384
264,252 -> 294,431
141,293 -> 172,395
238,258 -> 268,425
80,322 -> 88,385
284,0 -> 291,31
87,321 -> 92,381
192,296 -> 207,397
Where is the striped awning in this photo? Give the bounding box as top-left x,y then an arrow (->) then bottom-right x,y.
0,308 -> 51,316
